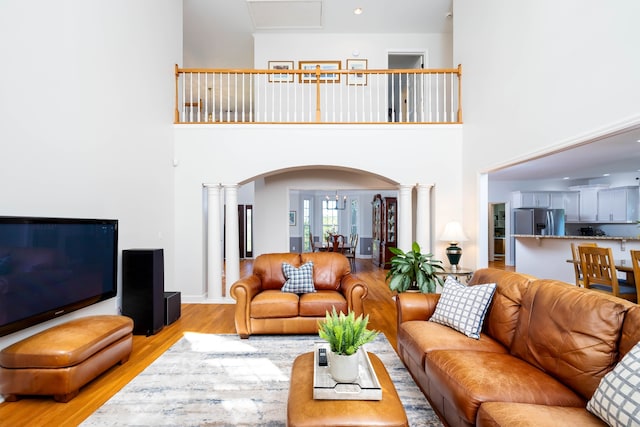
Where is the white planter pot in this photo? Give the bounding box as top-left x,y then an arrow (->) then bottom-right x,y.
328,350 -> 360,383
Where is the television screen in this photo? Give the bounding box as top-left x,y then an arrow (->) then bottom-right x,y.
0,216 -> 118,337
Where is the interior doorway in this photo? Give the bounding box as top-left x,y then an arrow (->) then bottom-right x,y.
387,52 -> 425,122
489,203 -> 506,261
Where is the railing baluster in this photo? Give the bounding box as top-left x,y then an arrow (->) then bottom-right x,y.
249,74 -> 254,123
436,73 -> 440,123
450,72 -> 454,123
412,72 -> 417,123
181,72 -> 185,122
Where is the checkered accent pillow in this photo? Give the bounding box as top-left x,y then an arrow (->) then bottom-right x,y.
429,276 -> 496,339
587,342 -> 640,427
281,262 -> 315,294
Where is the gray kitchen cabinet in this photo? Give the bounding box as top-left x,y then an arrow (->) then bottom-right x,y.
511,191 -> 550,208
597,186 -> 639,223
578,188 -> 599,222
550,191 -> 580,222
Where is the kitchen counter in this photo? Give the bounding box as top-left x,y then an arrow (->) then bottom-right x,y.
513,234 -> 640,241
513,235 -> 640,284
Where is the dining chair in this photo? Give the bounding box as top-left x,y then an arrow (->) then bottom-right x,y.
345,234 -> 359,271
309,233 -> 320,252
579,245 -> 637,302
331,234 -> 346,253
570,242 -> 597,287
631,249 -> 640,302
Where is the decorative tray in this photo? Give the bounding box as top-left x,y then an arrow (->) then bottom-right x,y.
312,341 -> 382,400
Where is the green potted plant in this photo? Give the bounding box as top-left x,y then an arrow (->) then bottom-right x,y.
318,307 -> 379,382
386,242 -> 445,293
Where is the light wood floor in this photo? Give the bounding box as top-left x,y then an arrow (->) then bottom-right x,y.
0,258 -> 401,426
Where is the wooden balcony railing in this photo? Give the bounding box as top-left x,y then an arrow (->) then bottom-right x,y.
174,64 -> 462,124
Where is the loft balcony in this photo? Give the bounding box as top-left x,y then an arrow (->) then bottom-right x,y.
174,64 -> 462,125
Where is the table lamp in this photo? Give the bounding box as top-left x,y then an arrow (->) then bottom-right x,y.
440,221 -> 469,271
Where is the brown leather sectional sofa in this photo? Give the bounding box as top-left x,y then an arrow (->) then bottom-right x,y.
230,252 -> 368,338
396,268 -> 640,426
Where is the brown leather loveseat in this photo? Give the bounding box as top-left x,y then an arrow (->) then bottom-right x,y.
396,268 -> 640,426
230,252 -> 368,338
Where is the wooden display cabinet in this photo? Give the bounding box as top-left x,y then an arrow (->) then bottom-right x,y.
372,194 -> 397,268
372,194 -> 382,267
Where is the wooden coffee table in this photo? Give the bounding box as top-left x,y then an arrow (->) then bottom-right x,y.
287,351 -> 408,427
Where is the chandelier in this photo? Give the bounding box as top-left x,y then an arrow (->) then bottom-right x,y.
326,191 -> 347,210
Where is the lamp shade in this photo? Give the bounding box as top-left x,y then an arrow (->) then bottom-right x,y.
439,221 -> 468,243
440,222 -> 468,270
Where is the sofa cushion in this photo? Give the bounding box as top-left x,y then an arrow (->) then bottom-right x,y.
253,253 -> 302,290
250,290 -> 299,319
469,268 -> 534,349
300,252 -> 348,291
398,320 -> 507,369
430,276 -> 496,339
299,291 -> 347,317
511,279 -> 630,400
425,350 -> 585,425
281,262 -> 315,294
477,402 -> 606,427
615,301 -> 640,360
587,341 -> 640,427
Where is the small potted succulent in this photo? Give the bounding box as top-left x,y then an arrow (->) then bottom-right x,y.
318,307 -> 379,382
386,242 -> 445,293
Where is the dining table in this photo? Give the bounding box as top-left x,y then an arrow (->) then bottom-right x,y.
318,243 -> 352,253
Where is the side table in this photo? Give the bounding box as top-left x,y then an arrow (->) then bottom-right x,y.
437,267 -> 474,283
287,351 -> 408,427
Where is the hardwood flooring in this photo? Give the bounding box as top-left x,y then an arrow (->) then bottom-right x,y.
0,258 -> 400,426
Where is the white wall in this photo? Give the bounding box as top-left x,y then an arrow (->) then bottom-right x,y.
174,124 -> 463,300
453,0 -> 640,266
254,33 -> 453,70
0,1 -> 181,347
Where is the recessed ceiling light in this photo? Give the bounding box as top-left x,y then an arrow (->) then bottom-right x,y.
563,177 -> 570,180
354,7 -> 363,15
603,173 -> 611,177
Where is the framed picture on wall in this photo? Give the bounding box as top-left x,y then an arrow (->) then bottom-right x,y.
289,211 -> 297,226
268,61 -> 295,83
346,59 -> 368,85
299,60 -> 341,83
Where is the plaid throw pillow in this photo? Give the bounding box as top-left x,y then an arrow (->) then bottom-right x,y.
429,276 -> 496,339
281,262 -> 315,294
587,342 -> 640,427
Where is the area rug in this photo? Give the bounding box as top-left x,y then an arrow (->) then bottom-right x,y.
81,333 -> 442,427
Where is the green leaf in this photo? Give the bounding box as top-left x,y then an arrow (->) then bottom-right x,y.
317,308 -> 379,355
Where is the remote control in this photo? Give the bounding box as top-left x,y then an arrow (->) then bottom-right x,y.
318,348 -> 328,366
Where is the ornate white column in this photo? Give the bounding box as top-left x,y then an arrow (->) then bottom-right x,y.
398,184 -> 414,252
223,184 -> 240,301
205,184 -> 223,301
415,184 -> 433,253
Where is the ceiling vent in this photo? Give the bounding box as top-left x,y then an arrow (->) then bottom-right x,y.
246,0 -> 323,30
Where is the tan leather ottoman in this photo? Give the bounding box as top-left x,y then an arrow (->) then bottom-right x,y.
287,351 -> 408,427
0,315 -> 133,402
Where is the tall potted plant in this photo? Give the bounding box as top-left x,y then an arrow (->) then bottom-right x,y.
318,308 -> 379,382
386,242 -> 445,293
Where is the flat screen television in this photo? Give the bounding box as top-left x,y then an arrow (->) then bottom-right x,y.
0,216 -> 118,337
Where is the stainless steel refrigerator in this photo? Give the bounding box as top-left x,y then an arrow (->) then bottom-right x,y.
513,208 -> 565,236
511,208 -> 565,263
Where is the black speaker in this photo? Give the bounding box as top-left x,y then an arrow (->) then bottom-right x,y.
122,249 -> 164,336
164,291 -> 181,325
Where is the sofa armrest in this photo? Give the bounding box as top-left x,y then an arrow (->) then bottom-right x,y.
340,274 -> 368,317
396,292 -> 440,324
230,275 -> 263,338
